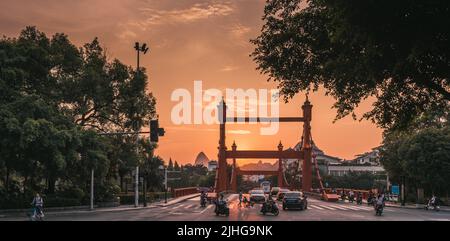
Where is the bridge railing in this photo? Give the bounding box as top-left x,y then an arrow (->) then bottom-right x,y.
172,187 -> 199,198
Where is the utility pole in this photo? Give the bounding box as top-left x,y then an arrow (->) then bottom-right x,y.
134,42 -> 149,208
90,169 -> 94,210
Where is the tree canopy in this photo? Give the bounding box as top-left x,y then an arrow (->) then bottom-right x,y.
252,0 -> 450,130
0,26 -> 157,205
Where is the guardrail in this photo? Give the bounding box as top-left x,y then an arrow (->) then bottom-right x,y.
172,187 -> 199,198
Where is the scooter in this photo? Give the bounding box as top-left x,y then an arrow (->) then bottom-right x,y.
375,204 -> 383,216
348,195 -> 355,203
29,206 -> 44,221
200,195 -> 207,207
356,196 -> 363,205
214,200 -> 230,216
425,200 -> 440,212
260,200 -> 279,216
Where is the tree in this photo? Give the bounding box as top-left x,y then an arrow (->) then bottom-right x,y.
0,26 -> 158,207
380,126 -> 450,196
168,158 -> 174,171
174,161 -> 180,171
252,0 -> 450,130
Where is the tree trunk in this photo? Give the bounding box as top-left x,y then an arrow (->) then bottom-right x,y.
5,166 -> 9,192
47,174 -> 56,194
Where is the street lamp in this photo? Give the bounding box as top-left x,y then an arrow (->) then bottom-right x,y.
133,42 -> 150,208
159,165 -> 168,203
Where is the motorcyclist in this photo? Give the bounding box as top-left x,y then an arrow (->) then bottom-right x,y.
200,191 -> 207,207
375,194 -> 384,209
348,190 -> 355,202
238,191 -> 243,207
427,195 -> 439,210
356,192 -> 363,204
31,193 -> 44,218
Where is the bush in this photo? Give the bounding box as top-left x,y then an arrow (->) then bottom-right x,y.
96,183 -> 121,202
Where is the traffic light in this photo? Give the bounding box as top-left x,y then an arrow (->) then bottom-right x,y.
150,119 -> 165,142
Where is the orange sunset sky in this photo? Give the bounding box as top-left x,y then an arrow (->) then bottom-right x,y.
0,0 -> 383,165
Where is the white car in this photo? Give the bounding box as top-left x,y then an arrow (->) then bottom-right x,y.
249,189 -> 266,203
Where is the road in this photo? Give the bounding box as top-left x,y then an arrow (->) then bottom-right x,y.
2,194 -> 449,221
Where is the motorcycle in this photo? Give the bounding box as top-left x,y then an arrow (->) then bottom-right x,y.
260,200 -> 279,216
29,206 -> 44,221
200,195 -> 207,207
348,195 -> 355,203
425,200 -> 440,212
367,196 -> 374,206
214,200 -> 230,216
356,196 -> 363,205
340,193 -> 347,201
375,204 -> 383,216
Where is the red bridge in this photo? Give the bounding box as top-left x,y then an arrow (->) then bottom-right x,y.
214,97 -> 313,193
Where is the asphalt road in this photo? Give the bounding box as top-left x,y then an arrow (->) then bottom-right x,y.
3,194 -> 449,221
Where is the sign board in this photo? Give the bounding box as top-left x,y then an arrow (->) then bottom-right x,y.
261,181 -> 271,193
391,185 -> 400,195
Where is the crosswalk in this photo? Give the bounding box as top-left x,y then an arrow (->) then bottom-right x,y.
163,201 -> 377,213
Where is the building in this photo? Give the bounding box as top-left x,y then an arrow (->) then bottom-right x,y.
194,151 -> 210,166
327,164 -> 385,176
207,160 -> 217,171
353,148 -> 380,166
284,141 -> 343,173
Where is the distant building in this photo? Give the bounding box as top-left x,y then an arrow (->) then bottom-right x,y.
327,164 -> 385,176
194,151 -> 210,166
207,160 -> 217,171
353,148 -> 380,166
284,141 -> 343,173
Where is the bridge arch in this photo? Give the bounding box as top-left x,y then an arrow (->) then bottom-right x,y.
214,98 -> 313,193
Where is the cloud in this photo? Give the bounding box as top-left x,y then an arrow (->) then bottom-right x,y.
137,2 -> 235,27
227,130 -> 251,135
220,65 -> 239,72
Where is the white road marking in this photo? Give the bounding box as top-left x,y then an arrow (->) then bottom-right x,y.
171,204 -> 185,210
326,204 -> 349,210
309,205 -> 324,210
318,205 -> 337,210
161,207 -> 168,210
200,205 -> 213,214
184,204 -> 195,209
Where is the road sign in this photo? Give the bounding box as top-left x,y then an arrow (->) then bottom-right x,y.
391,185 -> 400,195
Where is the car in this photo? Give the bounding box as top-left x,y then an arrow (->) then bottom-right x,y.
282,191 -> 307,210
249,189 -> 266,204
276,188 -> 290,201
270,187 -> 280,196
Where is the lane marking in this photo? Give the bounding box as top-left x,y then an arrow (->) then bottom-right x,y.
200,205 -> 213,214
318,205 -> 337,210
184,204 -> 195,209
309,205 -> 324,210
171,204 -> 185,210
327,204 -> 351,211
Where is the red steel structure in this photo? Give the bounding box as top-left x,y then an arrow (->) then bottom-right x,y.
214,98 -> 313,193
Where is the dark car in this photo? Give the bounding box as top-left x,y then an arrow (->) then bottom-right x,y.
276,188 -> 290,201
249,189 -> 266,204
282,191 -> 307,210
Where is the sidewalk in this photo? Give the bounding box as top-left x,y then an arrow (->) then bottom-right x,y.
0,193 -> 200,219
384,202 -> 450,212
309,195 -> 450,212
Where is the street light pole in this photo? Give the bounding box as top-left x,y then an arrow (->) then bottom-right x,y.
165,167 -> 168,203
133,42 -> 149,208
